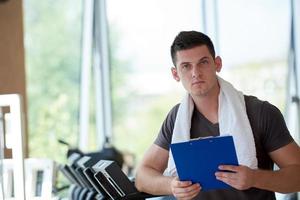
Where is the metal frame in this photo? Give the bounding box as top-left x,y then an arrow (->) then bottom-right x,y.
285,0 -> 300,143
79,0 -> 113,150
201,0 -> 220,53
79,0 -> 94,151
93,0 -> 113,145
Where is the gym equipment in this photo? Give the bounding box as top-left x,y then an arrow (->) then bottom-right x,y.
59,151 -> 162,200
92,160 -> 138,199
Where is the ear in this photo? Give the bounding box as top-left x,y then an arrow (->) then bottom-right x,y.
214,56 -> 222,72
171,67 -> 180,82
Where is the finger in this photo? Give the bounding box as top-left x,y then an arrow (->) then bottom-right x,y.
215,172 -> 237,180
177,189 -> 200,200
173,177 -> 193,186
175,183 -> 201,194
175,180 -> 193,187
218,165 -> 239,172
175,184 -> 201,199
176,188 -> 200,198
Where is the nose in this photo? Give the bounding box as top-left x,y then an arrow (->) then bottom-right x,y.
192,65 -> 201,78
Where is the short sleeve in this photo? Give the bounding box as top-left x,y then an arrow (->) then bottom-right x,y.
154,104 -> 179,150
260,102 -> 294,153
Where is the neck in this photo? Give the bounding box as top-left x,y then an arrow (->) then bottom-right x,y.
192,85 -> 220,124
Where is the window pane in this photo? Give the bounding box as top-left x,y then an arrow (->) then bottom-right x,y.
218,0 -> 289,110
107,0 -> 290,165
107,0 -> 202,162
24,0 -> 82,162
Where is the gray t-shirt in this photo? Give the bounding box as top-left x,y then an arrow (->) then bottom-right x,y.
154,95 -> 294,200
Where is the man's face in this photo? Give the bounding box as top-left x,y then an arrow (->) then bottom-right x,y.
171,45 -> 222,98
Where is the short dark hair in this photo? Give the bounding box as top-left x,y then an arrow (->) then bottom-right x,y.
170,31 -> 216,66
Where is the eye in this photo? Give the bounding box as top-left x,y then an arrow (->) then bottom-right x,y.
181,63 -> 190,70
201,60 -> 209,64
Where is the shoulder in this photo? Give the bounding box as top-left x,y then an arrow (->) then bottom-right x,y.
244,95 -> 266,110
244,95 -> 293,152
169,103 -> 180,117
163,103 -> 180,132
244,95 -> 286,122
154,103 -> 180,150
163,103 -> 180,125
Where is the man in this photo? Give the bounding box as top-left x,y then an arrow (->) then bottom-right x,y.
135,31 -> 300,200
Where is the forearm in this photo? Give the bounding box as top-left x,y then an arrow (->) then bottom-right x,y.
253,164 -> 300,193
135,165 -> 173,195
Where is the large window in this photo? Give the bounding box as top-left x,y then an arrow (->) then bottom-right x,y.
24,0 -> 83,163
218,0 -> 290,110
24,0 -> 292,168
23,1 -> 298,198
107,0 -> 203,162
107,0 -> 291,165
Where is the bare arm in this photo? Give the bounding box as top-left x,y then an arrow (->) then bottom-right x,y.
135,144 -> 201,199
216,142 -> 300,193
253,141 -> 300,193
135,144 -> 173,195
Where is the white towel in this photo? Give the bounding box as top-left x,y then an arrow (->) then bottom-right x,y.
166,77 -> 258,176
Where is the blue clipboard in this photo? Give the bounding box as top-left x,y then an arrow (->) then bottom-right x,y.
170,135 -> 239,191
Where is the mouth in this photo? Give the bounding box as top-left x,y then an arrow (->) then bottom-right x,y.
192,80 -> 205,86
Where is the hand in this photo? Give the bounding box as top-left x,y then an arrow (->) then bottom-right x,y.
215,165 -> 256,190
170,177 -> 201,200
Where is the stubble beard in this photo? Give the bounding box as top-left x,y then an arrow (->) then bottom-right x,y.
191,81 -> 219,99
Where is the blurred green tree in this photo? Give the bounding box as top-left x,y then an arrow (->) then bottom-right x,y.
24,0 -> 135,163
24,0 -> 178,173
24,0 -> 82,163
